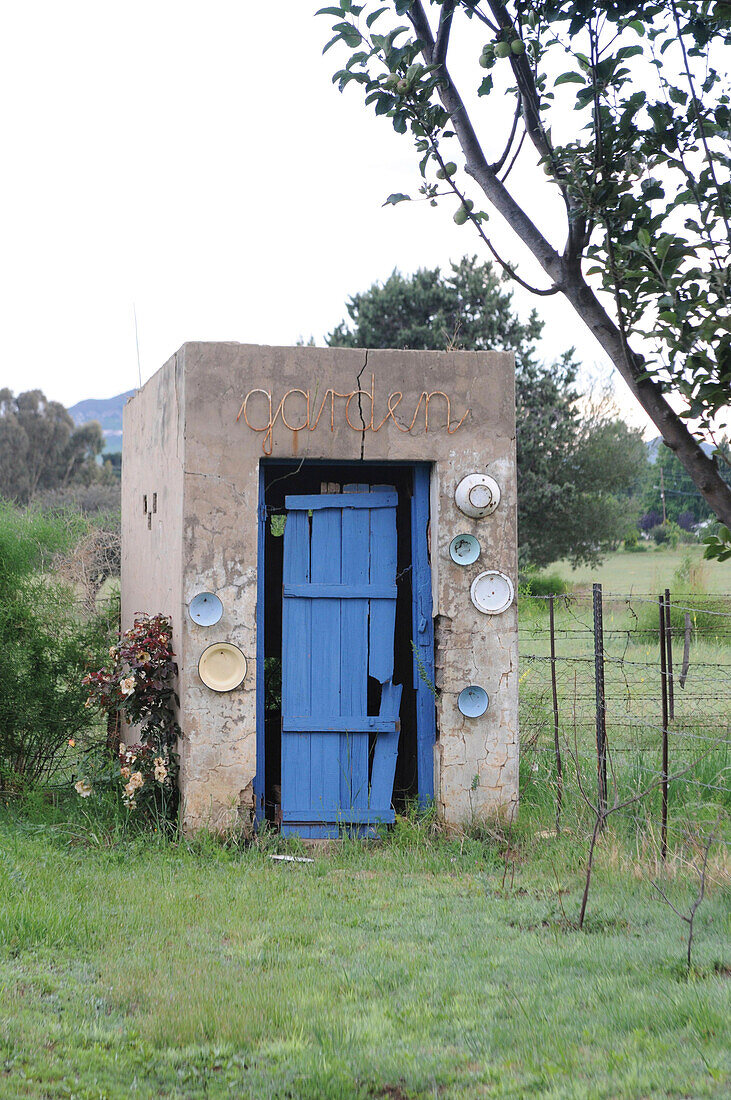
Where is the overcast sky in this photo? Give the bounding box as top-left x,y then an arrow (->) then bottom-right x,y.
1,1 -> 656,431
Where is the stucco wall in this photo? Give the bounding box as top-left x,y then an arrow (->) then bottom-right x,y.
121,350 -> 185,662
123,342 -> 518,833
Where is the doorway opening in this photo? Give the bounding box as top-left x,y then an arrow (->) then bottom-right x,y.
255,460 -> 434,829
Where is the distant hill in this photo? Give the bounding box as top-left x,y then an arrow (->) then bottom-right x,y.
646,436 -> 714,463
67,390 -> 135,454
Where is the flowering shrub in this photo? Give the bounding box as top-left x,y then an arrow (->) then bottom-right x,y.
117,741 -> 175,815
81,613 -> 181,821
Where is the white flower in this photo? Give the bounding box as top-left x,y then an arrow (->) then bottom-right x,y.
74,779 -> 92,798
129,771 -> 144,791
120,676 -> 135,695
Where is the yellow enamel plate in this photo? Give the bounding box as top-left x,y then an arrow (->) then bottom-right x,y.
198,642 -> 247,692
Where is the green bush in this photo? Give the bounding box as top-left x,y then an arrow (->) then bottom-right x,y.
517,570 -> 571,618
518,570 -> 569,598
649,522 -> 681,548
0,502 -> 118,791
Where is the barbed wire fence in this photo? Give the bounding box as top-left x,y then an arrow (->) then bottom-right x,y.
518,585 -> 730,865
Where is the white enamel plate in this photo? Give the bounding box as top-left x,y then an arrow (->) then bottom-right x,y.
198,642 -> 247,692
454,473 -> 501,519
449,533 -> 481,566
470,570 -> 515,615
458,685 -> 489,718
188,592 -> 224,626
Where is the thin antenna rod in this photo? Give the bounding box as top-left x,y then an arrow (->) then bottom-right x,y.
133,303 -> 142,388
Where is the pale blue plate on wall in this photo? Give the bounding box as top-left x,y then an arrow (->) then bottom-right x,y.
188,592 -> 223,626
449,533 -> 481,566
458,685 -> 489,718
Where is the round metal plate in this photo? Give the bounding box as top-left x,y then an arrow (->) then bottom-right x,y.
188,592 -> 223,627
449,533 -> 481,566
458,685 -> 489,718
198,642 -> 247,692
470,570 -> 515,615
455,474 -> 501,519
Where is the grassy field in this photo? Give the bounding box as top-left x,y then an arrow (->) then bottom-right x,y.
548,545 -> 730,596
0,547 -> 728,1099
0,806 -> 729,1100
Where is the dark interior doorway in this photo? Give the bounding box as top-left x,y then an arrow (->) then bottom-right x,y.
260,460 -> 421,825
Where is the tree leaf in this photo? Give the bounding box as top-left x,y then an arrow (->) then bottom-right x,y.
615,46 -> 644,61
383,193 -> 411,205
554,72 -> 585,86
366,6 -> 389,28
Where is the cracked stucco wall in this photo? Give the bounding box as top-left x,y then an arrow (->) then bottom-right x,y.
121,352 -> 185,765
122,342 -> 518,832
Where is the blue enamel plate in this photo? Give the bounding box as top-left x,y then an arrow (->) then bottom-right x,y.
449,533 -> 481,566
458,685 -> 489,718
188,592 -> 223,626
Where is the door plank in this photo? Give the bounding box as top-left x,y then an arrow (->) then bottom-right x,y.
370,679 -> 403,813
282,808 -> 395,825
411,464 -> 436,806
282,715 -> 398,733
283,583 -> 397,600
340,484 -> 369,811
281,510 -> 314,835
368,485 -> 398,684
285,492 -> 397,511
310,504 -> 342,821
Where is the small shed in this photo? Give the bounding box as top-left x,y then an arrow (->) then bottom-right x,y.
121,343 -> 519,835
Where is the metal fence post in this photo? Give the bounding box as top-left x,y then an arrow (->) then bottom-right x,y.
659,594 -> 669,861
592,583 -> 608,816
549,594 -> 563,832
664,588 -> 675,721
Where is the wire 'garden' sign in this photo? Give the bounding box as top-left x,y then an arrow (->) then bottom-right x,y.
236,374 -> 470,454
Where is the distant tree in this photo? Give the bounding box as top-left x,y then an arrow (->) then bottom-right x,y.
643,437 -> 731,527
328,256 -> 543,351
0,389 -> 104,504
327,258 -> 647,567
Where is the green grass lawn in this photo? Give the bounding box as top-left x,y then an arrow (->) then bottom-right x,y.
548,546 -> 731,596
1,548 -> 728,1099
1,807 -> 729,1100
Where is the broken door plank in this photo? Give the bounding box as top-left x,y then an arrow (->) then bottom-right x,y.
369,679 -> 403,814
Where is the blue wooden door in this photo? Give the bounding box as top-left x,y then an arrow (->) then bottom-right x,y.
281,485 -> 402,837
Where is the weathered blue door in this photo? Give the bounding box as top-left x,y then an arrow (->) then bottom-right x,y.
281,484 -> 402,837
